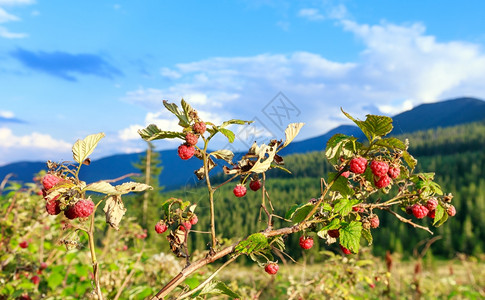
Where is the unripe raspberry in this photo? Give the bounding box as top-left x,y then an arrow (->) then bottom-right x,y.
46,197 -> 61,215
31,275 -> 40,285
426,198 -> 438,211
185,132 -> 198,146
193,121 -> 206,135
190,215 -> 198,225
64,206 -> 78,220
73,199 -> 95,218
328,229 -> 340,238
42,174 -> 62,190
19,241 -> 28,248
264,263 -> 279,275
447,205 -> 456,217
370,160 -> 389,178
299,236 -> 314,250
427,210 -> 435,219
179,221 -> 192,231
405,206 -> 413,215
249,179 -> 262,191
155,221 -> 168,234
349,157 -> 367,174
412,204 -> 429,219
388,166 -> 400,179
374,174 -> 391,189
340,244 -> 351,255
370,215 -> 380,228
233,184 -> 247,197
178,144 -> 195,160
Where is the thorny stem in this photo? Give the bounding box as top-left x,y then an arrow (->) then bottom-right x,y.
202,137 -> 217,252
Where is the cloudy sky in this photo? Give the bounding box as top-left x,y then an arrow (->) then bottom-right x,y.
1,0 -> 485,166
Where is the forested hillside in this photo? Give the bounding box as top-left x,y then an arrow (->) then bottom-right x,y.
137,120 -> 485,259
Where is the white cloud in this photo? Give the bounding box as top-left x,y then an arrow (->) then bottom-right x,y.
0,110 -> 14,118
0,0 -> 34,39
160,67 -> 182,79
0,7 -> 19,22
0,127 -> 71,151
0,25 -> 26,38
0,0 -> 34,5
298,8 -> 324,21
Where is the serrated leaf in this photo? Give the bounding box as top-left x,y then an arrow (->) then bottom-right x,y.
341,109 -> 393,142
72,132 -> 105,164
325,134 -> 359,165
285,204 -> 299,220
281,122 -> 305,149
323,218 -> 341,230
235,233 -> 269,254
402,150 -> 417,170
249,251 -> 274,267
199,281 -> 240,298
375,137 -> 406,150
435,208 -> 448,227
137,124 -> 184,141
433,204 -> 445,226
362,228 -> 373,245
163,100 -> 190,127
292,203 -> 314,223
115,182 -> 152,195
210,149 -> 234,163
340,221 -> 362,253
328,172 -> 354,197
103,195 -> 126,230
218,128 -> 235,143
181,99 -> 194,124
248,143 -> 278,173
270,236 -> 286,251
84,181 -> 117,194
333,198 -> 359,216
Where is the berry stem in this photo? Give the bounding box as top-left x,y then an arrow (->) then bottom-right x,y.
87,213 -> 104,300
383,207 -> 433,234
201,137 -> 217,252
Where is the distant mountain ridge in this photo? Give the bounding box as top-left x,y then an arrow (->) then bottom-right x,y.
1,97 -> 484,190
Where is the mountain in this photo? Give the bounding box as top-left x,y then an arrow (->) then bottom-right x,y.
1,97 -> 484,190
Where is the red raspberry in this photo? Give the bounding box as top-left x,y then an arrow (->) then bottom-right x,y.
349,157 -> 367,174
45,197 -> 61,215
178,144 -> 195,160
299,236 -> 314,250
374,174 -> 391,189
233,184 -> 247,197
370,215 -> 380,228
185,132 -> 198,146
426,198 -> 438,211
249,179 -> 262,191
64,206 -> 78,219
179,221 -> 192,231
193,121 -> 206,135
427,210 -> 435,219
19,294 -> 31,300
19,241 -> 28,248
412,204 -> 429,219
352,206 -> 365,213
328,229 -> 340,238
42,174 -> 62,190
73,199 -> 95,218
155,221 -> 168,234
40,262 -> 48,270
388,166 -> 400,179
264,263 -> 279,275
340,245 -> 351,255
190,215 -> 198,225
447,205 -> 456,217
31,275 -> 40,285
370,160 -> 389,178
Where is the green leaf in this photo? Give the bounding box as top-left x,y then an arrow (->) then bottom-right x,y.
48,271 -> 64,289
137,124 -> 184,141
362,228 -> 373,245
322,218 -> 341,230
325,134 -> 357,165
235,233 -> 269,254
291,203 -> 314,223
218,128 -> 236,143
339,221 -> 362,253
375,137 -> 406,150
402,150 -> 417,170
281,122 -> 305,149
72,132 -> 105,164
333,198 -> 359,216
433,205 -> 448,227
199,281 -> 240,298
163,100 -> 190,127
184,277 -> 200,290
285,204 -> 299,220
249,251 -> 274,268
220,119 -> 253,128
328,172 -> 354,197
84,181 -> 117,194
181,99 -> 194,124
341,109 -> 393,142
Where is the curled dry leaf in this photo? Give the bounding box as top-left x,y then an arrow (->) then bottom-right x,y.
103,195 -> 127,230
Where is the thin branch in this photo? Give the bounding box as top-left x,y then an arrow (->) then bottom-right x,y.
384,208 -> 433,234
102,173 -> 141,183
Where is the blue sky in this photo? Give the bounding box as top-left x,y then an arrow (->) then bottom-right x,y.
1,0 -> 485,166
